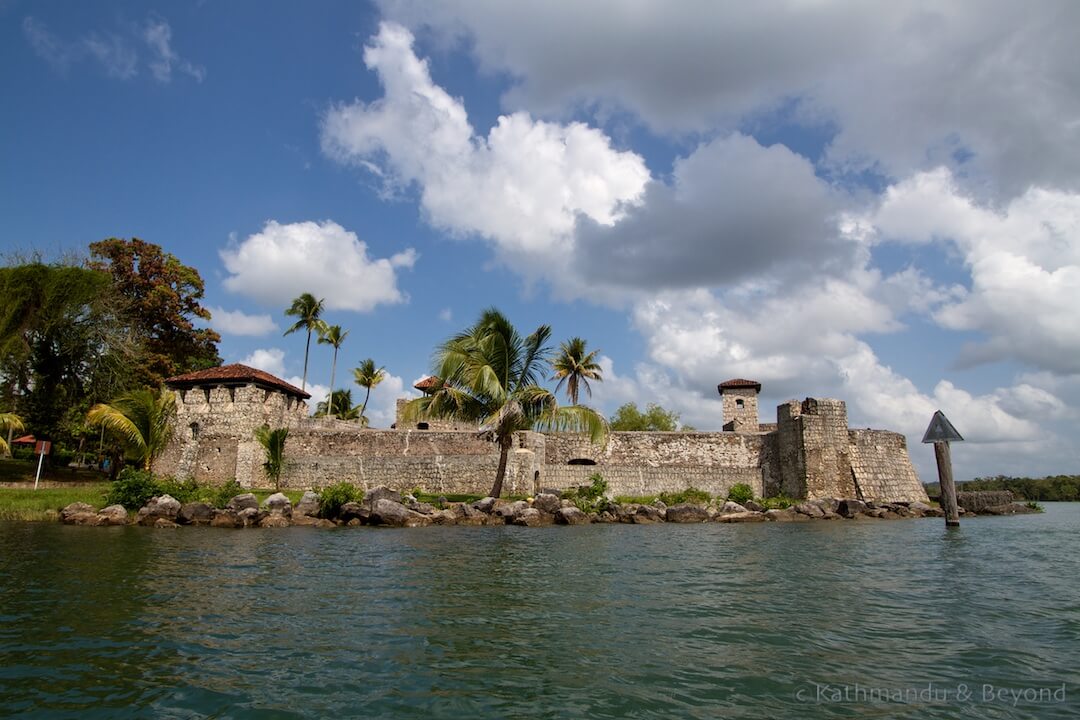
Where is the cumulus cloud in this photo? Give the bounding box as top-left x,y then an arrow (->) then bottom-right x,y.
867,168 -> 1080,373
240,348 -> 287,377
142,17 -> 204,83
220,219 -> 417,312
380,0 -> 1080,199
321,22 -> 649,289
363,373 -> 418,428
207,307 -> 278,336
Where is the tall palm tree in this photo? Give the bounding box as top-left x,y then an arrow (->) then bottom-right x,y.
283,293 -> 325,392
314,389 -> 361,421
0,412 -> 24,457
402,308 -> 607,498
551,336 -> 603,406
317,324 -> 348,417
353,358 -> 386,423
254,424 -> 289,491
85,388 -> 176,470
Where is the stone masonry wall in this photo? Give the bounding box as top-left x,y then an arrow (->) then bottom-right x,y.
848,430 -> 928,503
540,464 -> 764,499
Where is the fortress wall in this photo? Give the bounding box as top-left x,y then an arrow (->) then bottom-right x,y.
799,398 -> 857,499
543,431 -> 764,467
540,464 -> 764,499
848,429 -> 928,503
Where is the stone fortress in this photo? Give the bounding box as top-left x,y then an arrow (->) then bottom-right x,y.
155,365 -> 928,503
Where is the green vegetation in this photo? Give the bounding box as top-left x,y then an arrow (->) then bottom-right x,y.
562,473 -> 609,513
758,495 -> 796,510
0,484 -> 110,521
550,336 -> 602,405
315,389 -> 362,420
402,308 -> 607,498
659,487 -> 712,506
955,475 -> 1080,501
727,483 -> 755,505
353,358 -> 387,426
254,425 -> 288,491
318,481 -> 363,518
283,292 -> 325,392
317,324 -> 348,418
104,468 -> 165,509
86,387 -> 177,470
609,402 -> 695,432
414,491 -> 484,505
0,412 -> 23,456
1025,501 -> 1044,512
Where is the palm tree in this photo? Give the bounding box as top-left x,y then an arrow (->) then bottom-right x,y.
317,324 -> 348,417
0,412 -> 24,457
283,293 -> 325,392
314,389 -> 361,421
402,308 -> 607,498
551,336 -> 603,405
353,358 -> 386,423
254,424 -> 289,491
85,388 -> 176,470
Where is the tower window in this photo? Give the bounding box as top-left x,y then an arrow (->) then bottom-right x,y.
736,399 -> 745,409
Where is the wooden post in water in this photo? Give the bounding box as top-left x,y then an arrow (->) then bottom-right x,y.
922,410 -> 964,528
933,441 -> 960,527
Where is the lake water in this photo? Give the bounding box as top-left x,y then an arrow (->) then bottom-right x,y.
2,505 -> 1078,718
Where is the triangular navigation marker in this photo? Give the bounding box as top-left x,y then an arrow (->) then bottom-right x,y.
921,410 -> 964,444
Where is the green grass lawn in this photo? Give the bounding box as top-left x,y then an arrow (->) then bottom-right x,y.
0,484 -> 111,521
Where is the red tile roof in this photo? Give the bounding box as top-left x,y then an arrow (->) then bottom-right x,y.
414,375 -> 441,392
718,378 -> 762,392
165,364 -> 310,399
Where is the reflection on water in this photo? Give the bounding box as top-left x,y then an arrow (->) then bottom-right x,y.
2,506 -> 1079,718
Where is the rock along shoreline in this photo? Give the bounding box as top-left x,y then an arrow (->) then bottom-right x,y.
58,487 -> 1039,529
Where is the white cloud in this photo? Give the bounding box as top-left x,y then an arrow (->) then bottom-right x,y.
380,0 -> 1080,199
208,307 -> 278,336
143,17 -> 204,83
23,17 -> 74,72
220,219 -> 417,312
321,22 -> 649,292
438,307 -> 453,322
362,373 -> 418,428
84,32 -> 138,79
241,348 -> 286,377
867,168 -> 1080,373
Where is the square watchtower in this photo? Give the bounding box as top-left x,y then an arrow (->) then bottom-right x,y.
718,378 -> 761,432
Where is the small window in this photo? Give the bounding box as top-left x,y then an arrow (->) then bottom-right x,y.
568,458 -> 597,466
736,399 -> 745,409
189,422 -> 200,440
417,422 -> 430,430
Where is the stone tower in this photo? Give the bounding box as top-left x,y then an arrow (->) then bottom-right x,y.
718,379 -> 761,432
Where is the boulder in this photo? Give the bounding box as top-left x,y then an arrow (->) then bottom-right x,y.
136,495 -> 181,526
532,493 -> 561,514
430,509 -> 459,525
665,503 -> 710,523
815,498 -> 841,514
369,498 -> 431,527
226,493 -> 259,513
560,498 -> 575,509
60,502 -> 98,525
259,514 -> 292,528
908,501 -> 932,517
293,515 -> 335,528
512,508 -> 548,527
793,502 -> 824,518
866,508 -> 888,519
716,511 -> 767,523
719,501 -> 748,514
597,511 -> 616,523
743,500 -> 765,512
406,500 -> 436,515
294,491 -> 321,517
96,504 -> 129,526
495,500 -> 530,521
154,517 -> 179,529
338,501 -> 369,524
211,509 -> 241,528
632,505 -> 664,524
472,497 -> 497,514
837,499 -> 867,518
764,508 -> 806,522
365,486 -> 403,506
554,506 -> 591,525
262,492 -> 292,517
237,507 -> 264,527
178,502 -> 213,525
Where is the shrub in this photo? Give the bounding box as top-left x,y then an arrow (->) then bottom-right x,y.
210,479 -> 244,508
658,487 -> 712,506
727,483 -> 754,505
158,477 -> 202,504
563,473 -> 608,513
318,481 -> 363,518
1025,501 -> 1044,512
105,468 -> 161,510
759,495 -> 795,510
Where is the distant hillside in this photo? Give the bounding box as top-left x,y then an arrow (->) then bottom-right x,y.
924,475 -> 1080,501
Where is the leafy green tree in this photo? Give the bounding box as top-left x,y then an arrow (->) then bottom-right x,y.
283,293 -> 325,392
609,402 -> 693,431
254,424 -> 289,491
0,412 -> 24,456
317,324 -> 348,417
88,238 -> 221,386
353,358 -> 386,423
85,387 -> 177,470
403,308 -> 607,498
314,389 -> 361,421
551,336 -> 602,405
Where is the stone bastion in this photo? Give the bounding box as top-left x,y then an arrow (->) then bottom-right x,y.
154,365 -> 928,503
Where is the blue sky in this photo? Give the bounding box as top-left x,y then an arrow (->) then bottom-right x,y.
3,1 -> 1078,480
